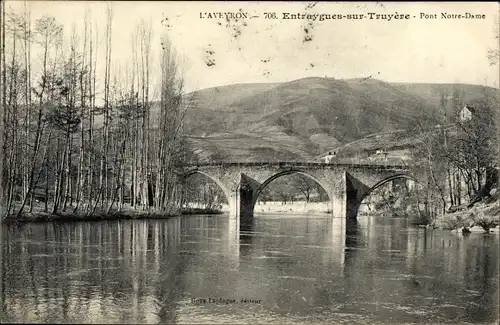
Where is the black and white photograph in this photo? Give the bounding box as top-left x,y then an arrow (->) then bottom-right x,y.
0,1 -> 499,324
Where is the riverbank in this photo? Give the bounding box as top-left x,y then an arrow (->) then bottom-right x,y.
1,209 -> 178,225
434,195 -> 500,234
181,208 -> 223,215
250,201 -> 331,214
1,203 -> 229,225
3,201 -> 331,224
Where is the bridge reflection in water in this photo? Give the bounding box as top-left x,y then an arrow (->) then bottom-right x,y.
2,214 -> 498,324
229,214 -> 347,272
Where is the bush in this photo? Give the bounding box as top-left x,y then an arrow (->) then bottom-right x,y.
436,209 -> 475,230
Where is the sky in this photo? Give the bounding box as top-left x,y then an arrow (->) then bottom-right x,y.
5,1 -> 500,93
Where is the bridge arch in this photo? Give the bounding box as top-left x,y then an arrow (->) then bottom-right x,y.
361,173 -> 418,201
183,170 -> 232,207
353,173 -> 419,218
252,169 -> 332,209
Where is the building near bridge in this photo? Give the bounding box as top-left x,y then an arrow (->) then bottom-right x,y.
322,151 -> 337,163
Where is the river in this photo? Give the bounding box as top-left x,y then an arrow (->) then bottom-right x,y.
2,214 -> 499,324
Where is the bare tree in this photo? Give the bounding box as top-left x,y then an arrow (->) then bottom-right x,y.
487,16 -> 499,66
74,9 -> 90,213
2,4 -> 189,219
0,0 -> 5,219
155,33 -> 188,212
94,3 -> 113,213
291,174 -> 315,202
16,16 -> 63,216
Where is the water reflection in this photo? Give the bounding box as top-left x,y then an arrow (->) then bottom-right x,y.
2,214 -> 499,324
2,219 -> 183,324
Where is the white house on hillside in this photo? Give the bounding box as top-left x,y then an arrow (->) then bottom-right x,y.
323,151 -> 337,163
459,105 -> 475,122
375,149 -> 388,159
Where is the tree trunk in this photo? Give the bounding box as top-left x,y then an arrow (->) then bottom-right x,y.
52,138 -> 62,214
447,167 -> 454,206
23,4 -> 32,203
74,19 -> 88,213
456,172 -> 461,205
0,0 -> 5,219
87,21 -> 96,212
44,161 -> 49,212
63,132 -> 72,211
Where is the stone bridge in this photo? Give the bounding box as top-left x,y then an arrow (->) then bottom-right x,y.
179,161 -> 421,221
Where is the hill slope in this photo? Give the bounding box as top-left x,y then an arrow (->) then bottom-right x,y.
176,77 -> 496,162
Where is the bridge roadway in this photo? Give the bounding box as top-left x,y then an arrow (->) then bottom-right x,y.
179,160 -> 419,220
181,160 -> 410,169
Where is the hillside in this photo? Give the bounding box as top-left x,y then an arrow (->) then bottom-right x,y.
392,82 -> 497,111
174,77 -> 496,163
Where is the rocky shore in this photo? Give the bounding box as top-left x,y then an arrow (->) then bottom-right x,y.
434,199 -> 499,234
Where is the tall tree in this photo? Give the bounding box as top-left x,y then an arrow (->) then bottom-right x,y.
2,3 -> 188,219
17,16 -> 63,216
0,0 -> 5,219
487,16 -> 499,66
95,3 -> 113,212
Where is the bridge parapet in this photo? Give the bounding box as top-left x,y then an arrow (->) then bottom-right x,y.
180,161 -> 412,170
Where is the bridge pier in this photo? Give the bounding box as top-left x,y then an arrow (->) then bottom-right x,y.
240,176 -> 253,218
345,172 -> 371,220
227,188 -> 255,222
